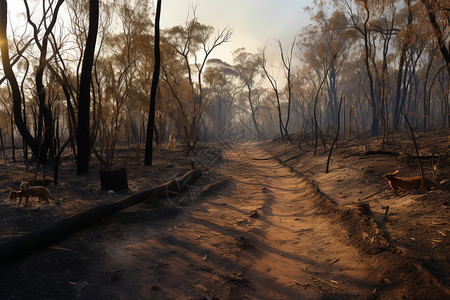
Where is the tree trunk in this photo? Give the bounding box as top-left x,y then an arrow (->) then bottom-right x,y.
326,96 -> 343,173
362,4 -> 378,137
422,54 -> 434,131
0,168 -> 201,265
144,0 -> 162,166
0,0 -> 40,159
76,0 -> 99,174
421,0 -> 450,79
247,89 -> 261,138
393,46 -> 406,127
10,117 -> 15,162
370,109 -> 379,137
99,168 -> 129,190
0,128 -> 6,164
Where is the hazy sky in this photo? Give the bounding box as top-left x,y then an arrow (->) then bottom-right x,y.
5,0 -> 314,64
160,0 -> 313,63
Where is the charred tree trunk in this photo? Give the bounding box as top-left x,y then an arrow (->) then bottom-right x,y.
23,0 -> 64,164
76,0 -> 99,174
422,54 -> 434,132
144,0 -> 162,166
0,128 -> 6,164
402,112 -> 425,191
279,39 -> 295,141
421,0 -> 450,79
261,51 -> 284,138
394,3 -> 413,128
10,117 -> 15,162
20,55 -> 29,163
0,0 -> 40,159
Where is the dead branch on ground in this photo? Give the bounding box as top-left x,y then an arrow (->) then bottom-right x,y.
402,112 -> 425,191
0,168 -> 202,265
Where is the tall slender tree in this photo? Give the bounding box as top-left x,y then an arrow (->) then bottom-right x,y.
77,0 -> 99,174
0,0 -> 45,163
420,0 -> 450,78
144,0 -> 162,166
23,0 -> 65,164
233,48 -> 263,138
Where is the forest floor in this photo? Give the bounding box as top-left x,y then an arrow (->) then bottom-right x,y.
0,132 -> 449,299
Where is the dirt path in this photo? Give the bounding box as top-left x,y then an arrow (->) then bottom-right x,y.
1,142 -> 386,300
97,142 -> 380,299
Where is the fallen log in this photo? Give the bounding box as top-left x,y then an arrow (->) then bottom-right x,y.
0,168 -> 202,265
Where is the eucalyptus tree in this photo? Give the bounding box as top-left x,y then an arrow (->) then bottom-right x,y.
232,48 -> 263,138
278,38 -> 296,141
22,0 -> 66,164
261,38 -> 297,140
419,0 -> 450,127
392,0 -> 431,128
162,8 -> 232,153
203,58 -> 239,140
0,86 -> 13,160
298,8 -> 353,152
144,0 -> 161,166
0,0 -> 66,164
261,47 -> 284,137
84,1 -> 154,168
420,0 -> 450,79
331,0 -> 383,136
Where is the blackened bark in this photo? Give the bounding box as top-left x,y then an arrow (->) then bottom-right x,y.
393,2 -> 413,128
24,0 -> 65,164
0,128 -> 6,163
144,0 -> 162,166
0,0 -> 39,158
76,0 -> 99,174
10,117 -> 14,162
421,0 -> 450,78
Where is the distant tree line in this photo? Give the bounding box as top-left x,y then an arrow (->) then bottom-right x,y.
0,0 -> 448,174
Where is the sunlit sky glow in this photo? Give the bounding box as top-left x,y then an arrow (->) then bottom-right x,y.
5,0 -> 314,64
160,0 -> 313,63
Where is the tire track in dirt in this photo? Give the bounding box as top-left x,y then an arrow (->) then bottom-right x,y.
114,142 -> 380,299
218,142 -> 379,299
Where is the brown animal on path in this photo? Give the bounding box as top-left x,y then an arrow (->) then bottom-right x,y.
19,182 -> 56,206
383,170 -> 437,195
9,190 -> 23,203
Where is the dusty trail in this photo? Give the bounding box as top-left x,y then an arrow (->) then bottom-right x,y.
108,142 -> 380,299
0,143 -> 383,299
218,143 -> 378,299
3,141 -> 449,299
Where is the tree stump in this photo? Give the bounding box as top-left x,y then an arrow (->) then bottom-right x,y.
99,168 -> 128,191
